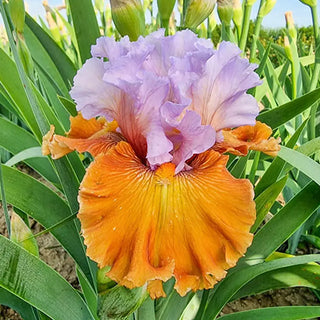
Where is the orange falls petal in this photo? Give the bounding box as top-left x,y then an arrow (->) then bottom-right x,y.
78,142 -> 256,298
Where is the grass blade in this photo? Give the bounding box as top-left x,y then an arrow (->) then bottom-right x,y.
0,235 -> 95,320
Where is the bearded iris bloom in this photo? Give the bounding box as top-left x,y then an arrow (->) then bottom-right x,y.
43,30 -> 280,298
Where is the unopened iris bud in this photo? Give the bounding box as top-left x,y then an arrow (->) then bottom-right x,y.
98,285 -> 148,320
284,35 -> 293,62
110,0 -> 145,41
260,0 -> 276,17
285,11 -> 297,42
97,266 -> 117,293
232,0 -> 242,28
8,0 -> 25,34
217,0 -> 233,25
299,0 -> 317,7
157,0 -> 176,21
11,212 -> 39,256
185,0 -> 216,29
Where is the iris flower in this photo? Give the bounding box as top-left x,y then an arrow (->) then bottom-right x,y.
43,30 -> 280,298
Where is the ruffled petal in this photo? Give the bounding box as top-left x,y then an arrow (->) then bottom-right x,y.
78,141 -> 255,298
70,58 -> 121,120
160,103 -> 216,173
91,35 -> 131,61
190,41 -> 262,131
213,121 -> 281,156
42,114 -> 122,159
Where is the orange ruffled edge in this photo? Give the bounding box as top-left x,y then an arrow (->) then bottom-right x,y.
214,121 -> 281,157
42,113 -> 122,159
42,115 -> 280,298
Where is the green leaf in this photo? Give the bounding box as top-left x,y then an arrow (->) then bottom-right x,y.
257,87 -> 320,129
251,176 -> 288,233
0,47 -> 41,139
233,259 -> 320,300
136,297 -> 156,320
302,234 -> 320,249
0,287 -> 38,320
246,181 -> 320,261
58,95 -> 77,117
0,117 -> 59,185
203,255 -> 320,319
76,266 -> 98,320
68,0 -> 100,64
0,164 -> 93,287
25,13 -> 77,88
0,235 -> 95,320
230,154 -> 249,179
219,306 -> 320,320
24,24 -> 69,97
5,147 -> 43,167
278,146 -> 320,186
156,291 -> 193,320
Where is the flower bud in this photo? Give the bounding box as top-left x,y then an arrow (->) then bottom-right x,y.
285,11 -> 297,42
232,0 -> 242,28
98,285 -> 148,320
284,35 -> 293,62
157,0 -> 176,21
97,266 -> 117,293
299,0 -> 317,7
46,11 -> 62,44
110,0 -> 145,41
185,0 -> 216,29
8,0 -> 25,34
217,0 -> 233,25
246,0 -> 257,5
259,0 -> 276,17
10,212 -> 39,256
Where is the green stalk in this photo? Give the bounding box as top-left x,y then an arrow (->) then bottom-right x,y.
221,21 -> 232,41
182,0 -> 190,24
250,14 -> 263,62
248,151 -> 261,184
161,18 -> 169,35
308,5 -> 320,140
239,2 -> 253,54
0,160 -> 10,237
291,59 -> 298,100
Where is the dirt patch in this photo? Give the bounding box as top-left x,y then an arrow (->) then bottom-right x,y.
221,288 -> 320,316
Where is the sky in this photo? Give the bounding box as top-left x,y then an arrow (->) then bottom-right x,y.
3,0 -> 320,29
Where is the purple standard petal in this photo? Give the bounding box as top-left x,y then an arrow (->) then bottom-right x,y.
70,58 -> 121,120
190,41 -> 262,131
161,102 -> 216,173
91,36 -> 131,61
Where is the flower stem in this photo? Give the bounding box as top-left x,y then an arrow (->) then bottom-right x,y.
308,4 -> 320,140
239,2 -> 253,54
250,14 -> 264,62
